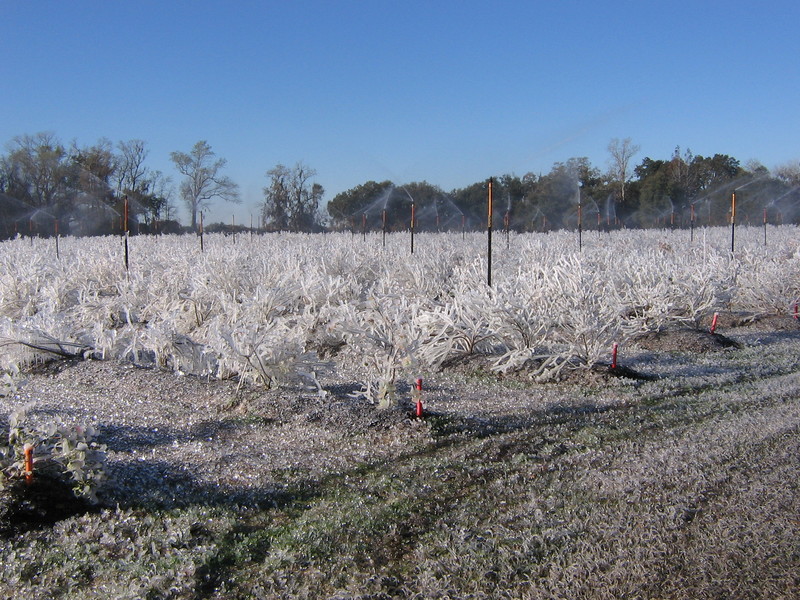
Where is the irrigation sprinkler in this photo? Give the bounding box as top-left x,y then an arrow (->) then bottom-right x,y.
362,212 -> 367,242
414,377 -> 424,418
690,204 -> 696,242
611,342 -> 618,370
710,312 -> 719,334
487,177 -> 493,287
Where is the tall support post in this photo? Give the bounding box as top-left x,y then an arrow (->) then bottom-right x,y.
123,195 -> 130,271
730,191 -> 736,253
410,200 -> 416,254
487,177 -> 493,287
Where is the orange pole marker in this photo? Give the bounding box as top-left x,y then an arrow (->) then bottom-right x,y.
24,444 -> 34,484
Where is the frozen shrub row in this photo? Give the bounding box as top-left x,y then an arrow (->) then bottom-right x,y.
1,226 -> 798,396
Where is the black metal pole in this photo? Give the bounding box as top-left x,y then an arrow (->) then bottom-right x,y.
410,201 -> 415,254
123,195 -> 129,271
730,191 -> 736,253
487,177 -> 493,287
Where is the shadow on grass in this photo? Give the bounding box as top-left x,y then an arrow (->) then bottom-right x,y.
98,417 -> 268,453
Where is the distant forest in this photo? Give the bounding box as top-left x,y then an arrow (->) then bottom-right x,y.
2,132 -> 799,239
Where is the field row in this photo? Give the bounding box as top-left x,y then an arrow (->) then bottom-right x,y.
2,226 -> 799,397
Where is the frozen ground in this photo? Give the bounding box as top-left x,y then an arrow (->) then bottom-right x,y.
0,314 -> 798,598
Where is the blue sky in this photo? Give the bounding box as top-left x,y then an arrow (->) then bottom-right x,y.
2,1 -> 798,225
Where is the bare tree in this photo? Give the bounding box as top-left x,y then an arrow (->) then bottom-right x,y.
170,140 -> 239,229
774,161 -> 800,187
114,139 -> 149,197
262,162 -> 324,231
607,137 -> 640,204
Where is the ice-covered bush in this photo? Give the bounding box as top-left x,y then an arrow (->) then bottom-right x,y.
0,407 -> 107,503
340,294 -> 424,406
1,226 -> 798,389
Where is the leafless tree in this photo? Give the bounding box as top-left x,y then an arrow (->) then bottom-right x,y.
114,139 -> 149,197
262,162 -> 324,231
170,140 -> 239,229
607,137 -> 640,204
774,161 -> 800,187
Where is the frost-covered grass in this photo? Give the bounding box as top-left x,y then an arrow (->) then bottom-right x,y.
2,226 -> 799,395
1,330 -> 799,599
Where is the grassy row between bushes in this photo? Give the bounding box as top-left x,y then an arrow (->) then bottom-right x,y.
2,335 -> 800,599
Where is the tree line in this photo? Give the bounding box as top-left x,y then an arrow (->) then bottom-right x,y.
2,132 -> 799,239
329,140 -> 800,233
0,133 -> 179,237
0,133 -> 327,238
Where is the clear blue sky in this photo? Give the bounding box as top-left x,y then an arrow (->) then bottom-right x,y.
2,1 -> 798,225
